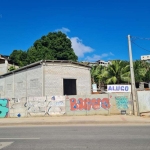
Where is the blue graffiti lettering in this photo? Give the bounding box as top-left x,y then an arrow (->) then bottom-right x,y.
115,96 -> 128,110
0,99 -> 9,118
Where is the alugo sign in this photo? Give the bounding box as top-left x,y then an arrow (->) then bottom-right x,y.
107,85 -> 131,93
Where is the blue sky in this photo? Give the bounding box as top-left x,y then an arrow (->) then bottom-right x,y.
0,0 -> 150,62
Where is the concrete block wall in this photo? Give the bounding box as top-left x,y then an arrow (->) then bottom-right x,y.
9,97 -> 27,117
0,78 -> 5,98
137,91 -> 150,113
44,63 -> 91,96
1,93 -> 133,118
14,71 -> 26,98
108,93 -> 132,115
0,62 -> 91,99
26,65 -> 43,97
5,74 -> 14,98
66,94 -> 110,115
8,96 -> 65,117
66,93 -> 132,116
0,65 -> 43,99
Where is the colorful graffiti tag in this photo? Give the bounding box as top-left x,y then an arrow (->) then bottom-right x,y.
115,96 -> 128,110
70,98 -> 110,111
0,99 -> 9,118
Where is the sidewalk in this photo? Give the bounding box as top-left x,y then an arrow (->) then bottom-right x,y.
0,115 -> 150,126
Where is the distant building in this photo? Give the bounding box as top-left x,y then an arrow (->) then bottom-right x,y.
0,54 -> 19,75
0,54 -> 9,75
96,60 -> 111,67
141,55 -> 150,62
82,60 -> 111,67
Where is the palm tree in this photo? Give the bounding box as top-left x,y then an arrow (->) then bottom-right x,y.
96,65 -> 108,89
134,60 -> 147,82
106,60 -> 130,84
90,65 -> 99,84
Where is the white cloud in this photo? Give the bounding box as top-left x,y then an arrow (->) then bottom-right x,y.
85,52 -> 114,62
55,27 -> 113,60
55,27 -> 70,34
70,37 -> 94,57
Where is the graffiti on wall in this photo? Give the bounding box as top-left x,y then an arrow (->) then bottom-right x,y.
115,96 -> 128,110
25,97 -> 47,115
0,99 -> 9,118
70,98 -> 110,111
26,96 -> 65,115
9,97 -> 27,117
47,96 -> 65,115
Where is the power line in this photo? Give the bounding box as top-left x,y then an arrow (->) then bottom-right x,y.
131,36 -> 150,40
131,41 -> 150,53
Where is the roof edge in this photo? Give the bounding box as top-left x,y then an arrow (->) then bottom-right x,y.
0,60 -> 91,77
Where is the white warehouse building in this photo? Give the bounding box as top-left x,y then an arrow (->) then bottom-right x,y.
0,60 -> 91,99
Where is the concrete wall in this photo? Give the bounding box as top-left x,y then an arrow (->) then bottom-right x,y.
3,93 -> 132,118
0,78 -> 5,98
108,93 -> 132,115
26,66 -> 43,97
9,96 -> 65,117
44,63 -> 91,96
14,71 -> 26,98
66,93 -> 132,115
137,91 -> 150,113
4,91 -> 150,117
0,62 -> 91,99
9,97 -> 27,117
0,65 -> 43,99
5,74 -> 14,98
0,59 -> 19,75
66,94 -> 110,115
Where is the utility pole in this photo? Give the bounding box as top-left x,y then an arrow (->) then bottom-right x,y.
127,35 -> 138,116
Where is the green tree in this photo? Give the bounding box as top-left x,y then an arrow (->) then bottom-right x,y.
134,60 -> 147,82
8,65 -> 16,71
96,65 -> 108,88
9,31 -> 78,67
144,70 -> 150,82
27,31 -> 78,64
9,50 -> 27,67
90,65 -> 98,84
106,60 -> 130,84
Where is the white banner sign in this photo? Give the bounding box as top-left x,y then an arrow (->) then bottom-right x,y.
107,85 -> 131,93
92,84 -> 97,92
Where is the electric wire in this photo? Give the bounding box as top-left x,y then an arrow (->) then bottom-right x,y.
131,41 -> 150,53
131,36 -> 150,41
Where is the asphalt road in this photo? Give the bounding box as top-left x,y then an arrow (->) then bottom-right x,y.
0,125 -> 150,150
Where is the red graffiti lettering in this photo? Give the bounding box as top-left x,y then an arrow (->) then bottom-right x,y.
70,98 -> 78,111
77,98 -> 84,110
91,98 -> 100,110
84,98 -> 92,110
70,98 -> 110,111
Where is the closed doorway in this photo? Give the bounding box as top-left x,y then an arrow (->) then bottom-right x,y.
63,79 -> 77,95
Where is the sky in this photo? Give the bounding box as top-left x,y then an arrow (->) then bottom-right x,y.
0,0 -> 150,62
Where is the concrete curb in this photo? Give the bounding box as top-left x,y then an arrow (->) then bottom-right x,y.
1,121 -> 150,126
